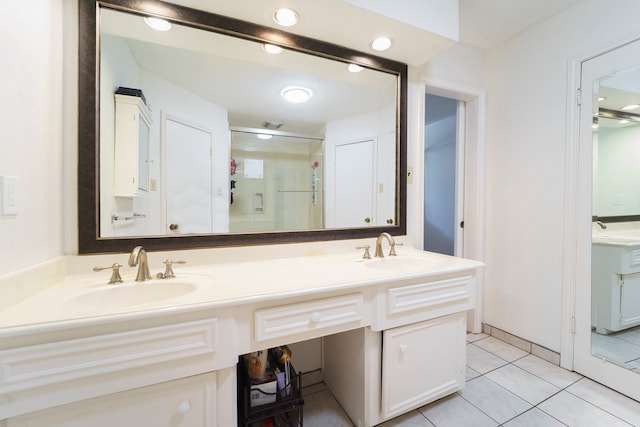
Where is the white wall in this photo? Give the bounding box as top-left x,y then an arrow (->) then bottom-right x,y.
594,125 -> 640,216
481,0 -> 640,352
0,0 -> 65,276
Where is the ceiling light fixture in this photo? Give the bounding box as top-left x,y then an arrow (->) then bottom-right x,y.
621,104 -> 640,110
273,8 -> 299,27
371,37 -> 392,52
263,44 -> 283,54
347,64 -> 364,73
144,16 -> 172,31
281,86 -> 313,103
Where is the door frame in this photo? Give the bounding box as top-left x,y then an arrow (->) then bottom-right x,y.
564,34 -> 640,396
416,75 -> 486,333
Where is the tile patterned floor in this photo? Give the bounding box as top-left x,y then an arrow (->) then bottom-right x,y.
303,333 -> 640,426
592,325 -> 640,372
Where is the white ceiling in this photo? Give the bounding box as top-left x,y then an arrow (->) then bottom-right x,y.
458,0 -> 583,50
169,0 -> 584,65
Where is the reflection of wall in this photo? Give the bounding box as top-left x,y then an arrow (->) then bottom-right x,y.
99,35 -> 229,236
593,125 -> 640,216
325,104 -> 396,227
230,136 -> 323,232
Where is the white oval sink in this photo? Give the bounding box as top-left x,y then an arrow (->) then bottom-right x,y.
362,255 -> 438,272
61,280 -> 199,310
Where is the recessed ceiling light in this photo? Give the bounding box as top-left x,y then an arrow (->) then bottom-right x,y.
371,37 -> 392,52
144,16 -> 172,31
273,8 -> 299,27
263,44 -> 283,54
257,133 -> 273,140
621,104 -> 640,110
347,64 -> 364,73
281,86 -> 313,103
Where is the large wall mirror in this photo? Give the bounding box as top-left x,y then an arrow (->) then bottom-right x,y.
78,0 -> 407,253
591,64 -> 640,374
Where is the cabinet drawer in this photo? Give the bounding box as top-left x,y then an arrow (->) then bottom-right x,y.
0,318 -> 217,394
378,275 -> 473,329
255,294 -> 364,342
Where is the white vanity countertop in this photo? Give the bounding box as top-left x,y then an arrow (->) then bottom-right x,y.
0,242 -> 483,338
592,227 -> 640,247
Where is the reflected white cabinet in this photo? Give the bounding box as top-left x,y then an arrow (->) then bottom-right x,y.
381,312 -> 466,419
6,373 -> 217,427
592,243 -> 640,334
114,92 -> 152,197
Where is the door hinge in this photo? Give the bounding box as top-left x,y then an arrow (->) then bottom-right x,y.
571,316 -> 576,334
576,88 -> 582,106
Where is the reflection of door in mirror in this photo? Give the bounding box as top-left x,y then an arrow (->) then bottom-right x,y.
164,115 -> 222,235
575,36 -> 640,401
331,139 -> 375,227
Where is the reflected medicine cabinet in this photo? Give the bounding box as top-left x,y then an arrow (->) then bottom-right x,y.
114,90 -> 152,197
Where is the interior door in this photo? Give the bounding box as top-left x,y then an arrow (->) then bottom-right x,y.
575,37 -> 640,401
332,138 -> 376,227
164,115 -> 214,234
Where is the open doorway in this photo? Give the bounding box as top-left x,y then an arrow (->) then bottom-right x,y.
419,78 -> 486,334
423,94 -> 464,257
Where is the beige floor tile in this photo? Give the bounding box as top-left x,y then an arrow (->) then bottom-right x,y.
503,408 -> 566,426
377,410 -> 434,426
566,378 -> 640,426
419,393 -> 498,427
473,336 -> 529,362
513,354 -> 582,389
466,343 -> 509,374
459,377 -> 531,424
538,390 -> 632,426
484,364 -> 560,405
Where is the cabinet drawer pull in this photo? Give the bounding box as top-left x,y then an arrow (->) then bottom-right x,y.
399,344 -> 408,353
178,400 -> 191,414
310,312 -> 322,323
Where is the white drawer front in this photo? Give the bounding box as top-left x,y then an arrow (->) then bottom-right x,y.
0,319 -> 217,393
387,276 -> 472,317
255,294 -> 364,342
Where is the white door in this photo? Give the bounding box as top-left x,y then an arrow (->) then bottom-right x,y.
332,139 -> 376,227
574,37 -> 640,400
164,115 -> 214,234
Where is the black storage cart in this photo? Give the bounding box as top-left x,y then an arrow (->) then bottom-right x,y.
238,358 -> 304,426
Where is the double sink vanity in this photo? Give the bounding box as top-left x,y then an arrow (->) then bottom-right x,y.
0,237 -> 482,426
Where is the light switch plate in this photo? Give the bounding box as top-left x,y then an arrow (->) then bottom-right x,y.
1,175 -> 19,215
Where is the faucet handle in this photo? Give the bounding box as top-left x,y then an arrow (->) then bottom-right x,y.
356,245 -> 372,259
388,242 -> 403,256
93,263 -> 123,284
162,259 -> 187,279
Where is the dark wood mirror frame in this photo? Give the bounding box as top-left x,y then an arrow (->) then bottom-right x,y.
78,0 -> 407,254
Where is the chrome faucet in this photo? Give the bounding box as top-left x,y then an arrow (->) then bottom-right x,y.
128,245 -> 151,281
596,220 -> 607,230
374,232 -> 397,258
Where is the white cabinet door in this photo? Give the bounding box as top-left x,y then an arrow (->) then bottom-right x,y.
381,312 -> 466,420
7,373 -> 217,427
